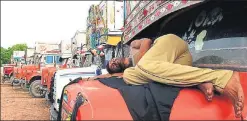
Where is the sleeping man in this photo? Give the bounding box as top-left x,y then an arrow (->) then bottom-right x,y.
106,34 -> 244,118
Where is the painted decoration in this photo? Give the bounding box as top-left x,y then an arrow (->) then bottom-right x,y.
123,0 -> 203,43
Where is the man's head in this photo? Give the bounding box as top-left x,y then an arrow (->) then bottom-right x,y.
106,57 -> 132,74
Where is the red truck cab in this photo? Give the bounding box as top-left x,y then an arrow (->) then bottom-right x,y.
11,66 -> 23,86
41,58 -> 70,100
2,64 -> 15,82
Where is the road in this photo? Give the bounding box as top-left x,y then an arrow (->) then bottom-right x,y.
1,81 -> 49,120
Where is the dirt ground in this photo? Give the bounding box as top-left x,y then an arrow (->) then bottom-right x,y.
1,80 -> 49,120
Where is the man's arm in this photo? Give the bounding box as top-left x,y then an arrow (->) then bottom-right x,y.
135,38 -> 152,64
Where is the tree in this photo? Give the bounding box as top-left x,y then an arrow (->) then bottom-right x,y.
1,43 -> 28,66
8,43 -> 28,56
0,47 -> 10,66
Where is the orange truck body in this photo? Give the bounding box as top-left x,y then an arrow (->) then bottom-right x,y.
41,67 -> 57,89
3,64 -> 15,77
41,65 -> 68,88
41,62 -> 69,96
21,65 -> 40,84
61,72 -> 247,120
14,67 -> 23,80
2,64 -> 15,82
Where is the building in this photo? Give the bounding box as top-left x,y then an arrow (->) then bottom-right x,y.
71,30 -> 87,56
71,30 -> 88,67
59,40 -> 72,59
25,48 -> 35,64
84,1 -> 127,68
12,51 -> 25,64
33,41 -> 60,66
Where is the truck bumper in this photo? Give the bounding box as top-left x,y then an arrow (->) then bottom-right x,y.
18,79 -> 26,84
12,79 -> 21,84
3,74 -> 9,78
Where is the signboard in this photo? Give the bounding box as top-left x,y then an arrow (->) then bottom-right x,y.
61,40 -> 72,54
13,51 -> 25,58
26,48 -> 35,58
71,31 -> 87,55
35,42 -> 60,54
107,1 -> 124,31
107,1 -> 115,31
98,1 -> 107,28
115,1 -> 124,30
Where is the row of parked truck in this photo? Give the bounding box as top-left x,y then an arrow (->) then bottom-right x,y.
2,56 -> 108,119
2,0 -> 247,120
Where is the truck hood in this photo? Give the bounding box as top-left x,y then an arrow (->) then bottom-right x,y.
62,72 -> 247,120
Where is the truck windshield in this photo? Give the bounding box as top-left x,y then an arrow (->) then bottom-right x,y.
160,1 -> 247,71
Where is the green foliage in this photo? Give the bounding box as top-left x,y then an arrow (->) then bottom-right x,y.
1,44 -> 28,66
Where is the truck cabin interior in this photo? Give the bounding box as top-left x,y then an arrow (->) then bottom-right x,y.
129,1 -> 247,72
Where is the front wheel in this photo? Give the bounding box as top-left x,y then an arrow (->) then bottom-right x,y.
29,80 -> 46,98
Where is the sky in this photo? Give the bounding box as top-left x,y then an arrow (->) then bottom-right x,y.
1,1 -> 100,48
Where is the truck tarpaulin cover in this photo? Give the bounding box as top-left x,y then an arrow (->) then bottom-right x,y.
98,77 -> 181,121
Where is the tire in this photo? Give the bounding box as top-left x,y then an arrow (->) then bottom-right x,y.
29,80 -> 46,98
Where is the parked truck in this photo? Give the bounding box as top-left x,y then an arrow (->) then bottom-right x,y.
59,0 -> 247,120
2,64 -> 15,83
47,2 -> 126,118
40,40 -> 73,99
19,64 -> 40,91
49,65 -> 107,120
19,42 -> 61,97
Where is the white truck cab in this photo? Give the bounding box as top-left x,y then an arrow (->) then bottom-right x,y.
50,65 -> 108,120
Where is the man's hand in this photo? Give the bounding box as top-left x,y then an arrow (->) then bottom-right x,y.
131,40 -> 142,49
130,38 -> 152,49
130,38 -> 152,57
136,38 -> 152,63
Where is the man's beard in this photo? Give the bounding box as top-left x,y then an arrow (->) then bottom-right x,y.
119,62 -> 127,72
128,58 -> 133,67
118,58 -> 131,72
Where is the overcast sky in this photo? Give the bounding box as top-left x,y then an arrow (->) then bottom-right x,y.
1,1 -> 100,48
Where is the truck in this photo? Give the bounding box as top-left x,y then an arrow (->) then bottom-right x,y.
20,41 -> 61,97
59,0 -> 247,120
11,67 -> 20,86
2,64 -> 15,83
49,65 -> 107,120
41,59 -> 69,100
9,51 -> 25,85
19,64 -> 40,91
40,40 -> 73,99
